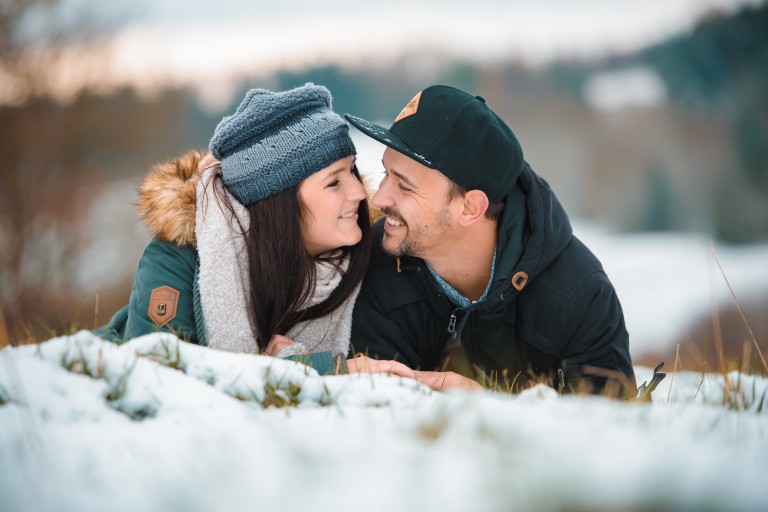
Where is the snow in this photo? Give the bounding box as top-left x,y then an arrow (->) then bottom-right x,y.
584,66 -> 668,111
2,331 -> 767,511
574,223 -> 768,355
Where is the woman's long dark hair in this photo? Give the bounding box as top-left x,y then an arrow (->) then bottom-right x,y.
208,164 -> 371,352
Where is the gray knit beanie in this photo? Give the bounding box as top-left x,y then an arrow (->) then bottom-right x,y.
209,83 -> 356,206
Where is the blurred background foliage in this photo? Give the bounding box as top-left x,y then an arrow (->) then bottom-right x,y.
1,0 -> 766,342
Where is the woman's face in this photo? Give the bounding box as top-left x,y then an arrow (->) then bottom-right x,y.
299,156 -> 366,256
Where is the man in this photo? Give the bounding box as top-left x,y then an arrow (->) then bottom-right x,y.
344,85 -> 635,396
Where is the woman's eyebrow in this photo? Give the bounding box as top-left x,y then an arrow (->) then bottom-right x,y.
322,167 -> 347,181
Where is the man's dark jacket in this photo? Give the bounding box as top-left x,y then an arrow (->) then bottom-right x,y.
350,163 -> 636,394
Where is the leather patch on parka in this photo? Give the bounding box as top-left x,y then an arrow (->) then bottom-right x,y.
148,286 -> 180,327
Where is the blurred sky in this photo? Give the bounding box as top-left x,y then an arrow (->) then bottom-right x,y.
18,0 -> 761,106
116,0 -> 760,70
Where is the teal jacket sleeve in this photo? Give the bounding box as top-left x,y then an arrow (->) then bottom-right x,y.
123,239 -> 201,344
284,352 -> 340,376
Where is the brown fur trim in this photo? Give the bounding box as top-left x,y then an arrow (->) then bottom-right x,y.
138,149 -> 208,246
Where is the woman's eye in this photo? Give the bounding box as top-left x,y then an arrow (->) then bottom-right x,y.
326,180 -> 340,188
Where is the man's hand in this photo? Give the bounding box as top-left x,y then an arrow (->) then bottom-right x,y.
346,355 -> 481,391
413,371 -> 481,391
346,355 -> 416,378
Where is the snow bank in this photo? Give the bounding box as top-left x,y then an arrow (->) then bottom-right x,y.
574,223 -> 768,355
2,332 -> 767,512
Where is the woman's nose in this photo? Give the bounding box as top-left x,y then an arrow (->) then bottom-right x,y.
347,177 -> 367,202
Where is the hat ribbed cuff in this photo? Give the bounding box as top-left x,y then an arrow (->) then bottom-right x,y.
223,126 -> 356,206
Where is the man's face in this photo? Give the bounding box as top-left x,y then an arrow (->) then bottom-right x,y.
373,147 -> 458,258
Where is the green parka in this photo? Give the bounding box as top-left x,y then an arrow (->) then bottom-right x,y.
102,151 -> 337,373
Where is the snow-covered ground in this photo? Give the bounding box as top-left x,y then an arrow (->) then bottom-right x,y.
2,331 -> 767,512
575,223 -> 768,355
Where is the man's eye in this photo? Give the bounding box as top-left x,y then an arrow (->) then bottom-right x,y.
398,185 -> 411,192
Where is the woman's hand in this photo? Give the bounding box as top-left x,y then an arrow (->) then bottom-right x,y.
346,355 -> 481,391
265,334 -> 304,356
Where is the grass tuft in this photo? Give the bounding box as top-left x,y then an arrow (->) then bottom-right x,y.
711,248 -> 768,374
0,381 -> 11,406
262,380 -> 302,408
103,357 -> 138,403
141,338 -> 183,371
416,408 -> 450,442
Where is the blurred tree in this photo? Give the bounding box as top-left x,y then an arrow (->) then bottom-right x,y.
0,1 -> 219,342
270,56 -> 478,122
0,0 -> 84,341
642,163 -> 676,232
0,87 -> 216,342
547,61 -> 589,102
642,2 -> 768,242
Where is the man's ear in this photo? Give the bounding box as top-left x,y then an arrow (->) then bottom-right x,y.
457,189 -> 490,227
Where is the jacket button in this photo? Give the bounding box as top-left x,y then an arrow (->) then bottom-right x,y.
512,272 -> 528,291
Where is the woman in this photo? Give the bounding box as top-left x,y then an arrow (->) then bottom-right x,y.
104,84 -> 371,372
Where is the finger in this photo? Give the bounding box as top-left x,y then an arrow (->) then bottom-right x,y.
265,335 -> 293,356
348,356 -> 390,374
382,362 -> 416,379
265,341 -> 288,356
346,356 -> 366,373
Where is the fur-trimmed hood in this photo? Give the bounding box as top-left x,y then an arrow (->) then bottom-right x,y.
138,149 -> 208,247
138,150 -> 381,247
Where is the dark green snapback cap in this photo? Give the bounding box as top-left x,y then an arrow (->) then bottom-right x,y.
344,84 -> 524,203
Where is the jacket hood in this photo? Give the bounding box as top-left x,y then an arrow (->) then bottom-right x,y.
138,150 -> 208,246
391,161 -> 573,308
494,161 -> 573,289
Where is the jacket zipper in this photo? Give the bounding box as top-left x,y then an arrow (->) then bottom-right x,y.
447,313 -> 457,333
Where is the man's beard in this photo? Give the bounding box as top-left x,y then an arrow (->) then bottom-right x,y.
381,206 -> 452,258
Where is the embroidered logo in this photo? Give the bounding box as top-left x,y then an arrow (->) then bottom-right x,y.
148,285 -> 180,327
394,91 -> 422,123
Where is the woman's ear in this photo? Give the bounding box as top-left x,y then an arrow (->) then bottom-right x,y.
457,189 -> 490,227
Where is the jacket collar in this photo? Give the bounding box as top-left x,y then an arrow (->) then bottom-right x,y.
137,150 -> 207,246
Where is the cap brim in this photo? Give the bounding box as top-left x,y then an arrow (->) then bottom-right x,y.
344,114 -> 436,169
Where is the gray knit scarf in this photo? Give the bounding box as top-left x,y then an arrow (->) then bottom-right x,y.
195,167 -> 360,358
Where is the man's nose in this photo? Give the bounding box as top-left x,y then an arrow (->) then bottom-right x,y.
372,182 -> 392,209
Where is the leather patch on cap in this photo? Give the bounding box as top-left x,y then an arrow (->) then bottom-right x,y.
394,91 -> 422,123
148,286 -> 180,327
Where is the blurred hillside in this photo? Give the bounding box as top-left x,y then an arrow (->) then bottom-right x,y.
1,0 -> 767,342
